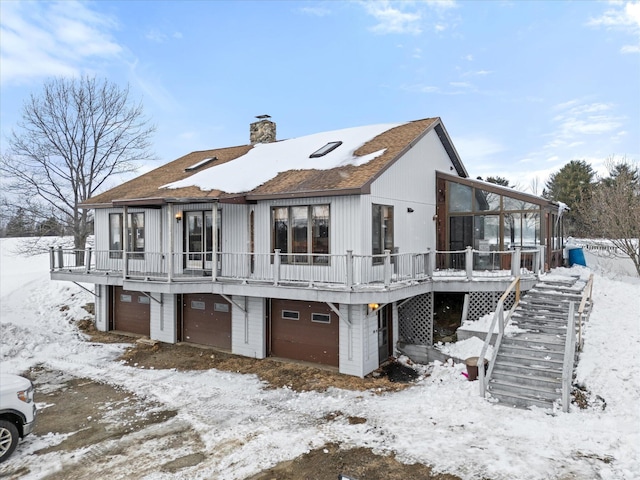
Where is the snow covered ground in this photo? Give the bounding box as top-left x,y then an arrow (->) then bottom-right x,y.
1,237 -> 639,479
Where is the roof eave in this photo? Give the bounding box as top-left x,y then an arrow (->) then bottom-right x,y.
245,187 -> 364,202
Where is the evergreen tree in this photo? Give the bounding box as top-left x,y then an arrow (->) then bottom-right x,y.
544,160 -> 595,235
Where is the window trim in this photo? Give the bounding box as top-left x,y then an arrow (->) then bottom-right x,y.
281,310 -> 300,320
311,313 -> 331,324
372,204 -> 394,265
109,212 -> 145,259
271,205 -> 330,265
310,141 -> 342,158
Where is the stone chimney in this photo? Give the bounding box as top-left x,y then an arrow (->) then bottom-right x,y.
250,115 -> 276,144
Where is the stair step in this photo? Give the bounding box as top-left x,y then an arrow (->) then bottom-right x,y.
496,352 -> 564,367
512,313 -> 571,324
499,344 -> 565,360
528,289 -> 584,300
488,389 -> 555,410
491,369 -> 562,388
492,361 -> 563,378
489,379 -> 560,401
505,332 -> 565,348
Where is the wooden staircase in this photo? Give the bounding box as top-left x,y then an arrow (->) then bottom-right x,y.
487,276 -> 591,409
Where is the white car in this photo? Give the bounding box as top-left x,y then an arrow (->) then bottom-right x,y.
0,374 -> 36,463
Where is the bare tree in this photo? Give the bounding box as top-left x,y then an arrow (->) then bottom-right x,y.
1,76 -> 155,256
580,158 -> 640,276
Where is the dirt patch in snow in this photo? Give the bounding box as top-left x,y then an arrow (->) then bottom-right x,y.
246,442 -> 460,480
0,323 -> 458,480
76,317 -> 422,394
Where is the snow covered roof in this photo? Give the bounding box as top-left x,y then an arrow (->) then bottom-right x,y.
83,117 -> 452,206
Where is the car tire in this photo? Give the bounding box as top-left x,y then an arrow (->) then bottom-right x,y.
0,419 -> 19,463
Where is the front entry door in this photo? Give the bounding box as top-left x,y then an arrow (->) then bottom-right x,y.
378,305 -> 392,363
185,211 -> 221,272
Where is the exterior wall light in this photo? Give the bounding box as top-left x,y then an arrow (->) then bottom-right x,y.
175,212 -> 182,222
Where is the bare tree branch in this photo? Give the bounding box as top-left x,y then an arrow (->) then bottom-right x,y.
0,76 -> 156,255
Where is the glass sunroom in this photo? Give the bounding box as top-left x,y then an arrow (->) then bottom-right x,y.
436,172 -> 564,271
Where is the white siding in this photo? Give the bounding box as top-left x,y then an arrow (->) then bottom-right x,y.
150,294 -> 177,343
338,304 -> 378,377
369,129 -> 455,253
253,195 -> 363,256
94,284 -> 108,331
231,296 -> 266,358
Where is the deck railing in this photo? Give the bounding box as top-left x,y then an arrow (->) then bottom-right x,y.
50,246 -> 541,288
478,276 -> 522,397
561,301 -> 578,413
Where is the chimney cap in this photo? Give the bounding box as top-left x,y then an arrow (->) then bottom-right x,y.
255,114 -> 271,120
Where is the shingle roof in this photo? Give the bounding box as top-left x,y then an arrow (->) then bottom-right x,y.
83,117 -> 455,207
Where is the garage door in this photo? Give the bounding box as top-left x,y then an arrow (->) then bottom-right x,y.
113,287 -> 150,336
271,299 -> 339,367
182,294 -> 231,349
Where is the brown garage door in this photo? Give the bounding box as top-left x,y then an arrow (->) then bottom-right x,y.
270,299 -> 339,367
113,287 -> 150,336
182,294 -> 231,349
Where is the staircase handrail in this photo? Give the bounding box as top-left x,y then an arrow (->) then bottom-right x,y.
577,274 -> 594,350
561,301 -> 577,412
478,276 -> 521,397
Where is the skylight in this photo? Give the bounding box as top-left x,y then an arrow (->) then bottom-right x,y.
185,157 -> 217,172
310,141 -> 342,158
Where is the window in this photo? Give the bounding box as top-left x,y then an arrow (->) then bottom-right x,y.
311,313 -> 331,324
282,310 -> 300,320
191,301 -> 206,310
448,182 -> 473,212
214,303 -> 229,312
310,141 -> 342,158
372,204 -> 394,264
109,213 -> 145,259
185,157 -> 217,172
272,205 -> 330,264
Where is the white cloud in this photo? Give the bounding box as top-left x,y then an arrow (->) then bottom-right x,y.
362,0 -> 458,35
299,6 -> 332,17
145,29 -> 183,43
0,1 -> 122,85
364,1 -> 423,35
548,100 -> 625,146
587,1 -> 640,54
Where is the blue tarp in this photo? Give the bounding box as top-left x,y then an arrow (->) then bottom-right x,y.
568,247 -> 586,266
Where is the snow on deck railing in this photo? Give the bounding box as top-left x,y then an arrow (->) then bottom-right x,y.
50,246 -> 542,287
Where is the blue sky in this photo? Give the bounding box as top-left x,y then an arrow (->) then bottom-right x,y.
1,0 -> 638,193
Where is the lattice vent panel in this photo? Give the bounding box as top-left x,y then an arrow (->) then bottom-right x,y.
398,293 -> 433,345
468,291 -> 516,322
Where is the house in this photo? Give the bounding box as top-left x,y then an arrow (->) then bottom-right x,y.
50,116 -> 564,377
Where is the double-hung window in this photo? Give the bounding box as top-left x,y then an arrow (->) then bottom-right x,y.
272,205 -> 330,264
372,204 -> 394,264
109,213 -> 145,259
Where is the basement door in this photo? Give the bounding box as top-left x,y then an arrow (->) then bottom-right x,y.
378,304 -> 393,364
182,294 -> 231,349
